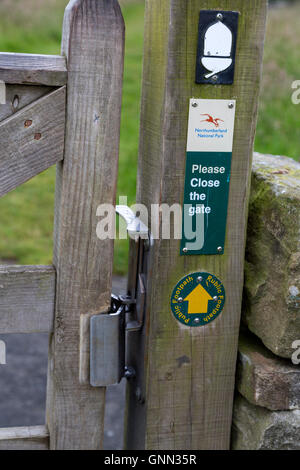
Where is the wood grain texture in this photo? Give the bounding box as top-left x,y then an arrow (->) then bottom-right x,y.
0,426 -> 49,450
0,265 -> 55,334
46,0 -> 124,449
125,0 -> 267,450
0,85 -> 53,123
0,86 -> 66,197
0,53 -> 67,86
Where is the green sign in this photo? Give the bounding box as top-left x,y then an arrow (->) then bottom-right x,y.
180,151 -> 231,255
181,99 -> 236,256
170,272 -> 226,327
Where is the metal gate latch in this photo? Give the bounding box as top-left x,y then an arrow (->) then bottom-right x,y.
90,206 -> 150,387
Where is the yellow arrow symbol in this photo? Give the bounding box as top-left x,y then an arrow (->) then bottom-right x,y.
183,284 -> 213,314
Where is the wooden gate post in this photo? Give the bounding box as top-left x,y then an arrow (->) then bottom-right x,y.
46,0 -> 124,449
125,0 -> 267,450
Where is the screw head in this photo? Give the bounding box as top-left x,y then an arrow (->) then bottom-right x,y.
178,297 -> 184,303
124,366 -> 136,380
12,95 -> 19,110
24,120 -> 32,128
183,247 -> 188,253
217,246 -> 223,253
228,102 -> 234,109
217,13 -> 223,21
213,296 -> 218,302
194,318 -> 200,324
197,276 -> 203,283
192,102 -> 198,108
212,75 -> 218,82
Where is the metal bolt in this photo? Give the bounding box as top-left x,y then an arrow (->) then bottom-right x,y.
213,296 -> 218,301
228,102 -> 234,109
12,95 -> 19,110
34,133 -> 42,140
194,318 -> 200,324
192,102 -> 198,108
197,276 -> 203,283
124,366 -> 136,380
178,297 -> 183,303
183,247 -> 188,253
212,75 -> 218,82
217,246 -> 223,252
217,13 -> 223,21
24,120 -> 32,128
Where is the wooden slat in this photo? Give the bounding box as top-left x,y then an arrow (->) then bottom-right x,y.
0,53 -> 67,86
0,86 -> 66,197
0,84 -> 53,123
0,265 -> 55,334
46,0 -> 124,450
125,0 -> 268,450
0,426 -> 49,450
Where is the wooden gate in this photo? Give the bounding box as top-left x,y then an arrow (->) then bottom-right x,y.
0,0 -> 267,450
0,0 -> 124,450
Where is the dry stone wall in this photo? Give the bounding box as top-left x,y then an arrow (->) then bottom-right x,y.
232,153 -> 300,450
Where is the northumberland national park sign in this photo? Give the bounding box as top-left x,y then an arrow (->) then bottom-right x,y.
181,99 -> 236,256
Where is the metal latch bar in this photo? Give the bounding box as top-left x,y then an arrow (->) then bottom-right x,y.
90,206 -> 151,387
90,305 -> 125,387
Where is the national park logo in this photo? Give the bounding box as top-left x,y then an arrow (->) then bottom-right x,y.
170,272 -> 226,327
200,114 -> 224,128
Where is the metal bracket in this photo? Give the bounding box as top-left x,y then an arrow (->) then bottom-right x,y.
115,204 -> 148,239
90,206 -> 150,387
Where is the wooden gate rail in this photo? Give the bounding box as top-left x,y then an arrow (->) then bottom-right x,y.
0,87 -> 66,197
0,265 -> 55,334
0,53 -> 67,86
0,426 -> 49,450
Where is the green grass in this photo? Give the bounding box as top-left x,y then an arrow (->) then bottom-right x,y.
0,1 -> 299,272
255,5 -> 300,161
0,0 -> 145,271
114,2 -> 145,274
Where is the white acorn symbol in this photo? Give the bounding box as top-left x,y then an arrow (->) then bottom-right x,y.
201,21 -> 233,79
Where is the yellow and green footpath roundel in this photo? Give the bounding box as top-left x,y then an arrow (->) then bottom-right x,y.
170,272 -> 225,327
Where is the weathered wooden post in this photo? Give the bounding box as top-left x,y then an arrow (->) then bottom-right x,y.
46,0 -> 124,449
125,0 -> 267,449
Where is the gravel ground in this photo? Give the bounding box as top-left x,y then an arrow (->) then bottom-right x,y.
0,276 -> 127,450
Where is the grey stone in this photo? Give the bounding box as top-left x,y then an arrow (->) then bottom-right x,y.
243,152 -> 300,358
232,394 -> 300,450
237,331 -> 300,411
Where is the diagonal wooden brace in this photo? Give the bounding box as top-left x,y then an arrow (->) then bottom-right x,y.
0,86 -> 66,197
